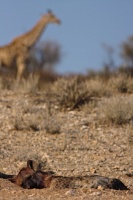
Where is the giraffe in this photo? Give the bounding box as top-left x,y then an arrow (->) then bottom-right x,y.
0,10 -> 61,81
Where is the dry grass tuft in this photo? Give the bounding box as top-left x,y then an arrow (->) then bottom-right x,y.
52,76 -> 90,110
14,114 -> 40,131
14,103 -> 61,134
85,78 -> 110,97
101,96 -> 133,125
0,77 -> 16,90
44,116 -> 61,134
0,74 -> 39,92
43,103 -> 62,134
13,74 -> 39,93
108,74 -> 133,94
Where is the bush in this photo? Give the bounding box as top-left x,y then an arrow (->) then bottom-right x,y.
85,78 -> 110,97
108,74 -> 133,93
101,96 -> 133,125
14,104 -> 61,134
0,74 -> 39,92
52,76 -> 90,110
44,116 -> 61,134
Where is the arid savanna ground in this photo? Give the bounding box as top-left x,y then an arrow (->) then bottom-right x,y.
0,73 -> 133,199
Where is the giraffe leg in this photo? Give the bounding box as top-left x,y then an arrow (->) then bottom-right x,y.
16,56 -> 26,81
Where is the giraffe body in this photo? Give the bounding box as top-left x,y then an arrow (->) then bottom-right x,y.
0,11 -> 61,80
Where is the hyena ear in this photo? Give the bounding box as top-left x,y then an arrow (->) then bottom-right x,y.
27,160 -> 42,171
27,160 -> 34,170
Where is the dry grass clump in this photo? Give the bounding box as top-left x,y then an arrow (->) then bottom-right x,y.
14,104 -> 61,134
0,74 -> 40,92
15,114 -> 61,134
101,96 -> 133,125
44,116 -> 61,134
43,101 -> 61,134
108,74 -> 133,94
52,76 -> 90,110
0,76 -> 15,90
14,114 -> 41,131
85,78 -> 110,97
13,74 -> 39,93
0,69 -> 59,92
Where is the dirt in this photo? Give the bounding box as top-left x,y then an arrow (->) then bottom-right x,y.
0,90 -> 133,199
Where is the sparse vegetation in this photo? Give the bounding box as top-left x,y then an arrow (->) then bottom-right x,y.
85,78 -> 110,97
44,117 -> 61,134
108,74 -> 133,93
101,96 -> 133,125
14,101 -> 62,135
14,114 -> 41,131
52,76 -> 90,110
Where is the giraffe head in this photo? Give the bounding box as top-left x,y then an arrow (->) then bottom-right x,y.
44,10 -> 61,24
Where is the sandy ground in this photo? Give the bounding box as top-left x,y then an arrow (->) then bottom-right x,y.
0,90 -> 133,199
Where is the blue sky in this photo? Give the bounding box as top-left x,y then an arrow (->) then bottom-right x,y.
0,1 -> 133,74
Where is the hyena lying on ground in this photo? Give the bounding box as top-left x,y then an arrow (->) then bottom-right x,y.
0,160 -> 128,190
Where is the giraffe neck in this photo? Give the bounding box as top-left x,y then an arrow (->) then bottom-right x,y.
12,16 -> 50,48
